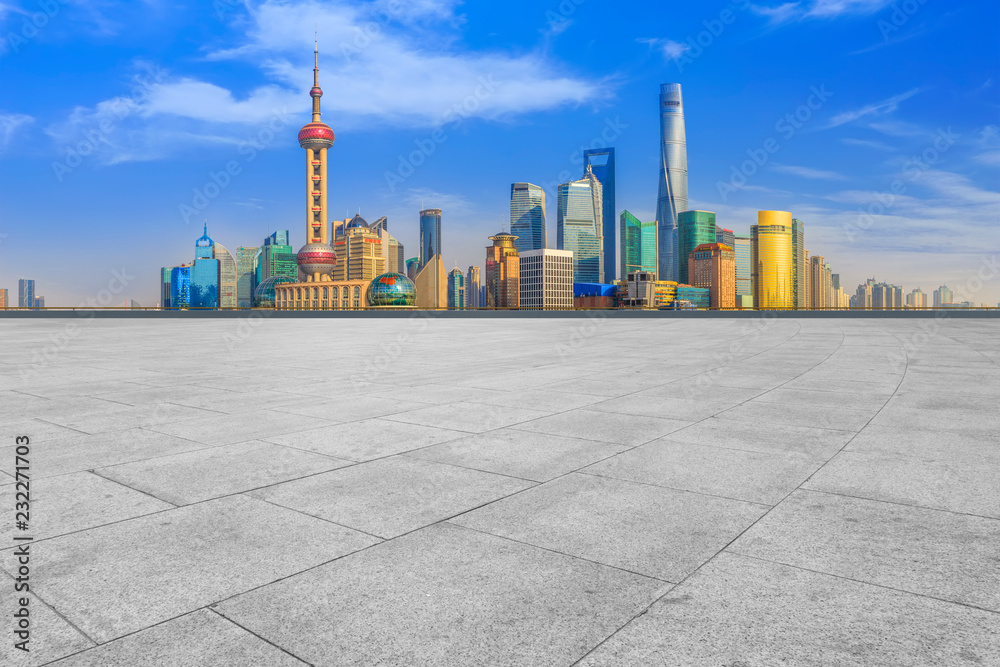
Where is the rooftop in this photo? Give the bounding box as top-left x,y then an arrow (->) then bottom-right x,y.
1,318 -> 997,665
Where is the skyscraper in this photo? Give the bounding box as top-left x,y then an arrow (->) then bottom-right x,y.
0,289 -> 8,309
160,267 -> 172,309
236,246 -> 258,308
371,216 -> 405,274
734,236 -> 751,304
467,265 -> 481,309
214,243 -> 237,309
18,279 -> 34,308
809,256 -> 828,309
934,285 -> 953,307
509,183 -> 546,253
557,165 -> 603,283
485,230 -> 520,309
519,249 -> 574,310
419,208 -> 442,271
907,288 -> 928,308
191,224 -> 220,308
791,218 -> 806,310
447,267 -> 465,310
656,83 -> 689,282
406,257 -> 419,281
333,214 -> 385,281
751,211 -> 794,309
716,227 -> 735,249
583,148 -> 616,283
677,210 -> 716,285
414,255 -> 447,309
170,265 -> 191,309
689,243 -> 736,310
620,210 -> 658,278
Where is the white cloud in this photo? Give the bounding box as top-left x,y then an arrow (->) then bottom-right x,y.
48,0 -> 606,163
841,137 -> 895,151
771,163 -> 848,180
751,0 -> 893,24
750,3 -> 802,24
637,38 -> 690,61
0,112 -> 33,150
825,88 -> 921,128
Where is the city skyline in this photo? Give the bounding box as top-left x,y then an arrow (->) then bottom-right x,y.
1,1 -> 998,305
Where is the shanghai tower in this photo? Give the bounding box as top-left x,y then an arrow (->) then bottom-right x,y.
656,83 -> 689,282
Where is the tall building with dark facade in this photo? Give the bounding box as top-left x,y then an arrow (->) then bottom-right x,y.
448,267 -> 466,310
236,246 -> 258,308
419,208 -> 442,271
486,230 -> 519,309
791,218 -> 807,310
677,210 -> 716,285
655,83 -> 689,282
509,183 -> 546,253
583,148 -> 616,283
467,265 -> 481,309
620,210 -> 658,277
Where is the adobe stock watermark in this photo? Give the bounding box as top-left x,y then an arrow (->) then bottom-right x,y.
384,75 -> 500,192
340,0 -> 405,62
350,311 -> 434,390
555,311 -> 608,360
540,116 -> 628,197
1,0 -> 68,55
19,267 -> 135,380
51,64 -> 166,182
716,85 -> 833,202
663,0 -> 751,73
844,127 -> 958,243
179,108 -> 293,224
878,0 -> 929,41
544,0 -> 587,34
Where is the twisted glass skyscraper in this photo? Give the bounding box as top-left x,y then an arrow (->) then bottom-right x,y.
656,83 -> 689,282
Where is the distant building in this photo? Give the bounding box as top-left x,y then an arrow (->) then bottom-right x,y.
255,231 -> 297,286
677,210 -> 716,285
716,226 -> 735,249
675,285 -> 710,309
33,297 -> 44,309
191,224 -> 220,308
160,268 -> 173,309
485,231 -> 520,309
620,210 -> 658,278
371,216 -> 405,274
872,282 -> 903,309
734,236 -> 751,301
809,256 -> 830,309
18,279 -> 34,308
689,242 -> 735,310
333,214 -> 385,282
170,265 -> 192,309
906,288 -> 928,308
510,183 -> 546,254
751,212 -> 794,309
448,267 -> 466,310
791,218 -> 806,310
419,208 -> 442,271
0,288 -> 7,309
415,255 -> 447,309
574,283 -> 617,309
406,257 -> 419,281
236,246 -> 258,308
557,165 -> 603,283
214,242 -> 237,309
466,266 -> 481,309
933,285 -> 953,307
519,249 -> 574,310
620,272 -> 676,310
583,148 -> 616,283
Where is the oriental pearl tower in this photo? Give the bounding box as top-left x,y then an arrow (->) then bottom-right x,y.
295,40 -> 337,282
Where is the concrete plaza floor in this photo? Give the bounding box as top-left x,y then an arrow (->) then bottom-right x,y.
1,316 -> 998,666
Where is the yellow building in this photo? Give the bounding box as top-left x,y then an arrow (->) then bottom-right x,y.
278,280 -> 370,310
485,231 -> 520,309
415,255 -> 447,309
332,214 -> 386,282
751,211 -> 794,309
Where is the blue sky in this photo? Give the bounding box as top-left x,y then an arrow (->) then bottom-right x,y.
1,0 -> 998,306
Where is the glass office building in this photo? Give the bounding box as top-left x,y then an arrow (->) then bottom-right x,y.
236,246 -> 258,308
620,210 -> 658,277
675,285 -> 710,309
677,210 -> 717,285
557,165 -> 603,283
18,279 -> 35,308
447,267 -> 466,310
214,243 -> 237,309
170,266 -> 191,309
656,83 -> 689,282
583,148 -> 616,283
419,208 -> 442,270
191,225 -> 220,309
751,211 -> 794,309
467,265 -> 481,309
510,183 -> 546,254
734,236 -> 751,299
160,268 -> 172,309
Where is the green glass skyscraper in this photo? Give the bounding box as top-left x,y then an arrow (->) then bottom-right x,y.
620,210 -> 658,277
677,210 -> 717,285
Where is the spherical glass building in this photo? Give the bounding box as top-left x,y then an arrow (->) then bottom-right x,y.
253,276 -> 297,308
367,272 -> 416,308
